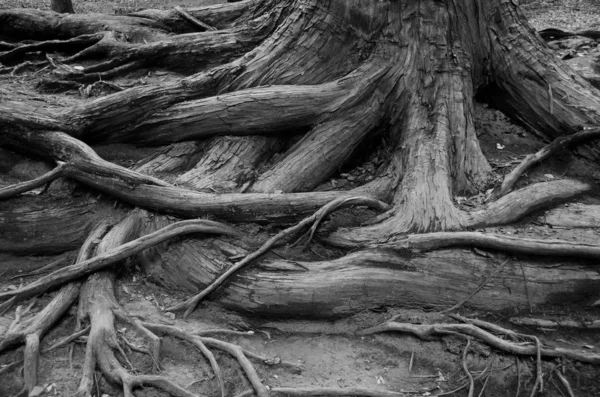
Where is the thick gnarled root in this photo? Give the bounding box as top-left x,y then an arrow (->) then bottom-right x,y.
69,214 -> 297,397
0,222 -> 109,395
0,217 -> 238,305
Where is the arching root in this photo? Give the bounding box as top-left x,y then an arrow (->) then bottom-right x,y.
492,127 -> 600,199
0,162 -> 66,200
0,219 -> 238,305
168,196 -> 389,317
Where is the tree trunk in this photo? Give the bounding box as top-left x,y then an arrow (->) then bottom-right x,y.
2,0 -> 600,394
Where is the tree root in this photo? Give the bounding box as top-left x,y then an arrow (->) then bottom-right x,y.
0,327 -> 90,377
357,316 -> 600,364
68,216 -> 299,397
168,196 -> 388,317
328,179 -> 591,247
127,80 -> 350,144
461,338 -> 475,397
3,130 -> 171,188
0,162 -> 66,200
509,317 -> 600,330
0,219 -> 237,305
0,33 -> 104,66
0,221 -> 109,394
493,127 -> 600,199
376,230 -> 600,259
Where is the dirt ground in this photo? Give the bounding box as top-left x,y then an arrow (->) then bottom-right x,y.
1,1 -> 600,397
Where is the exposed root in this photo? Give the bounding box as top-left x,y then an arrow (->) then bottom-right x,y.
529,336 -> 543,397
127,81 -> 349,144
0,219 -> 237,304
493,127 -> 600,199
555,371 -> 576,397
358,318 -> 600,364
250,64 -> 393,193
0,162 -> 66,200
167,196 -> 389,317
0,326 -> 90,376
509,317 -> 600,330
0,33 -> 104,66
461,338 -> 475,397
375,230 -> 600,259
75,273 -> 205,397
3,130 -> 171,188
328,179 -> 590,247
467,179 -> 591,228
142,323 -> 268,397
0,221 -> 108,394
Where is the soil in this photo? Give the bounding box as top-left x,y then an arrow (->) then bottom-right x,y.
1,1 -> 600,397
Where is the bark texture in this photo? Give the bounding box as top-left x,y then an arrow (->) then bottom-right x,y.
2,0 -> 600,393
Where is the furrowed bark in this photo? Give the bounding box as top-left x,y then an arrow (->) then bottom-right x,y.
119,82 -> 348,144
145,247 -> 600,318
251,65 -> 393,193
175,136 -> 284,192
488,0 -> 600,153
0,195 -> 118,255
2,129 -> 171,187
133,142 -> 204,178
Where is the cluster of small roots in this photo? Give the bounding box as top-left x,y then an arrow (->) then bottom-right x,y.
2,0 -> 600,396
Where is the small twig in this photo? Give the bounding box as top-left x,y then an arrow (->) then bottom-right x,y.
409,350 -> 414,372
0,297 -> 16,316
120,336 -> 161,373
10,255 -> 69,280
440,259 -> 509,313
528,336 -> 543,397
516,357 -> 522,397
462,338 -> 475,397
518,260 -> 533,313
477,372 -> 491,397
555,371 -> 575,397
173,6 -> 217,31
